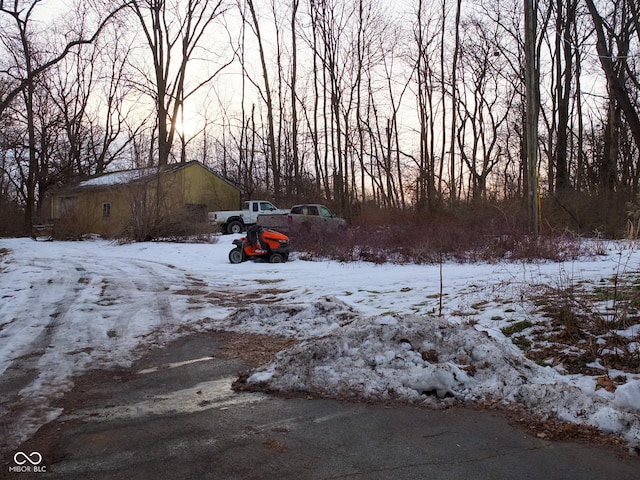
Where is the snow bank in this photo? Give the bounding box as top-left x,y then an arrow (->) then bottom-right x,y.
248,313 -> 640,445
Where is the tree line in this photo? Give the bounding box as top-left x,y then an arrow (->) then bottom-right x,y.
1,0 -> 639,233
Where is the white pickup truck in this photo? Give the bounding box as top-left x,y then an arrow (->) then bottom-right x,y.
209,200 -> 289,234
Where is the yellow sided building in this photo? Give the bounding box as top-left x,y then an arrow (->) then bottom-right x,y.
45,161 -> 241,239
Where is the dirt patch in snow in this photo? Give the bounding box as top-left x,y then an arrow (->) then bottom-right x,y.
214,330 -> 299,367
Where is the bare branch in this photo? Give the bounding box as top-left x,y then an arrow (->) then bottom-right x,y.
0,1 -> 132,115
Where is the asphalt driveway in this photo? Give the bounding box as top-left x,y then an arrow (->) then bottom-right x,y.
6,332 -> 640,480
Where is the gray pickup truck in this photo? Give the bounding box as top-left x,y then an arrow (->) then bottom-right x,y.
257,204 -> 346,232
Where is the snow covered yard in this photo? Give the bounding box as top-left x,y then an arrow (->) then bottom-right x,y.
1,235 -> 640,453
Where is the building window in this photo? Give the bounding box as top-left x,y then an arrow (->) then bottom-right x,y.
103,202 -> 112,218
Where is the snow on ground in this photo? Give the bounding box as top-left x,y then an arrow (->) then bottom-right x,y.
1,235 -> 640,452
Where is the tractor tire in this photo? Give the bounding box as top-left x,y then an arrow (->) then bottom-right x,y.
226,221 -> 244,234
269,253 -> 285,263
229,247 -> 244,264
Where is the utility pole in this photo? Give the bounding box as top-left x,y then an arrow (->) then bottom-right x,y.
524,0 -> 540,236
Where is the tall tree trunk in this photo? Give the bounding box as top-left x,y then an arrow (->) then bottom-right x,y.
290,0 -> 300,198
448,0 -> 462,204
554,0 -> 576,191
601,94 -> 620,191
525,0 -> 540,235
12,4 -> 38,228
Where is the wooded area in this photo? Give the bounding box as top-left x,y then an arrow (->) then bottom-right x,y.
1,0 -> 639,237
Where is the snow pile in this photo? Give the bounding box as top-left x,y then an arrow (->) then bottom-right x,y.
247,314 -> 548,402
248,313 -> 640,445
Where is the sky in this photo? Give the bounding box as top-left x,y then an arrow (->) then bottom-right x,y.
1,235 -> 640,456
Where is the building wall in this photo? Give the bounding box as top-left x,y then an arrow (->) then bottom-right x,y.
175,163 -> 240,211
50,186 -> 132,238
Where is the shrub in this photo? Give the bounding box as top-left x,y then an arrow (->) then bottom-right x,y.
0,200 -> 27,237
290,201 -> 591,264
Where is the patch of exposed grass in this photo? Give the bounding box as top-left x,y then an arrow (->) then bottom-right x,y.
471,301 -> 490,310
501,320 -> 533,336
512,335 -> 532,351
523,269 -> 640,375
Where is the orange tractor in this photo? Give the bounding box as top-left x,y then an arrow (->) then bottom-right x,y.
228,225 -> 290,263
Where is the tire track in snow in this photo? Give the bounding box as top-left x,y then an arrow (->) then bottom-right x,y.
104,259 -> 178,345
0,261 -> 93,453
0,256 -> 185,455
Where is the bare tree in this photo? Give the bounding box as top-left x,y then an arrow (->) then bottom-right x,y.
0,0 -> 130,227
525,0 -> 540,234
456,17 -> 512,201
553,0 -> 577,191
0,0 -> 129,115
290,0 -> 301,198
1,0 -> 39,227
129,0 -> 232,167
88,31 -> 141,174
448,0 -> 462,204
237,0 -> 281,197
584,0 -> 640,194
412,0 -> 441,211
306,0 -> 331,200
